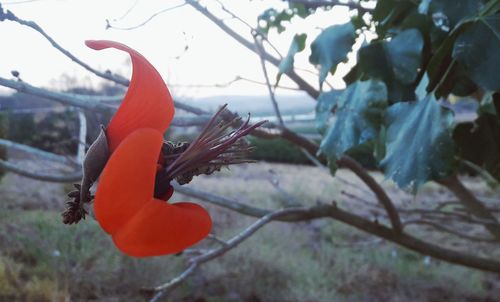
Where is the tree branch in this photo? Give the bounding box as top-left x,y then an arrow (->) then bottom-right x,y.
403,219 -> 498,243
438,174 -> 500,241
147,208 -> 312,301
0,138 -> 72,164
0,6 -> 130,86
253,36 -> 285,127
105,3 -> 187,31
185,0 -> 320,99
0,159 -> 82,182
0,77 -> 114,110
173,185 -> 500,273
0,76 -> 213,126
337,156 -> 403,233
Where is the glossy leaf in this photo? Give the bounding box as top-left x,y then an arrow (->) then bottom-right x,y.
452,15 -> 500,92
380,95 -> 455,192
276,33 -> 307,85
387,28 -> 425,84
373,0 -> 416,36
319,80 -> 388,159
85,40 -> 174,152
355,29 -> 423,102
309,22 -> 356,85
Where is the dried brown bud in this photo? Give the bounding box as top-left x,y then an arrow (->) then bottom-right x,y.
62,184 -> 90,224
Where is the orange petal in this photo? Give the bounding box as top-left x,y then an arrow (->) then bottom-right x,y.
113,200 -> 212,257
85,40 -> 174,152
94,128 -> 163,235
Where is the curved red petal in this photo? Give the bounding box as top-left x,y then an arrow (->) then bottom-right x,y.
113,200 -> 212,257
94,128 -> 163,235
85,40 -> 174,152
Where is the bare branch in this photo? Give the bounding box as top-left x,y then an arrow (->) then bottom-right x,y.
267,169 -> 302,207
0,138 -> 71,164
185,0 -> 320,99
206,233 -> 229,247
169,75 -> 302,91
0,77 -> 113,110
337,156 -> 403,233
168,185 -> 500,273
0,0 -> 45,6
0,76 -> 213,126
106,3 -> 187,31
438,174 -> 500,240
0,159 -> 82,182
0,7 -> 129,86
253,35 -> 285,126
148,207 -> 313,300
213,0 -> 283,58
403,219 -> 499,243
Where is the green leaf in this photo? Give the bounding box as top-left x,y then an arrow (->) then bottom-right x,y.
315,89 -> 342,135
426,20 -> 472,95
452,15 -> 500,92
428,0 -> 482,31
355,28 -> 424,102
257,8 -> 294,34
319,80 -> 388,159
386,28 -> 425,84
289,3 -> 309,18
415,73 -> 429,99
380,94 -> 455,192
309,22 -> 356,86
373,0 -> 416,37
478,92 -> 497,116
276,33 -> 307,85
453,114 -> 500,182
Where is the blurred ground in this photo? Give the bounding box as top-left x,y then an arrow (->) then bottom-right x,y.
0,161 -> 499,301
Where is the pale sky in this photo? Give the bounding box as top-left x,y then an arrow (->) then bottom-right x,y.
0,0 -> 354,98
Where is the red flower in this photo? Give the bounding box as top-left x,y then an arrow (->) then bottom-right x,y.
85,40 -> 211,257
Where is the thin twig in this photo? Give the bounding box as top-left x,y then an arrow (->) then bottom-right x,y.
169,75 -> 301,91
185,0 -> 319,98
0,159 -> 82,182
0,7 -> 129,86
206,234 -> 229,247
403,219 -> 498,243
337,156 -> 403,233
148,207 -> 317,300
253,35 -> 285,127
106,3 -> 187,31
0,138 -> 72,164
171,185 -> 500,273
0,76 -> 213,125
438,174 -> 500,240
213,0 -> 283,58
267,169 -> 302,207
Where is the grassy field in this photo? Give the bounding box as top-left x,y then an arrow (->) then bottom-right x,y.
0,162 -> 499,301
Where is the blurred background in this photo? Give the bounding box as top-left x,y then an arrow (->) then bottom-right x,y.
0,0 -> 499,301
